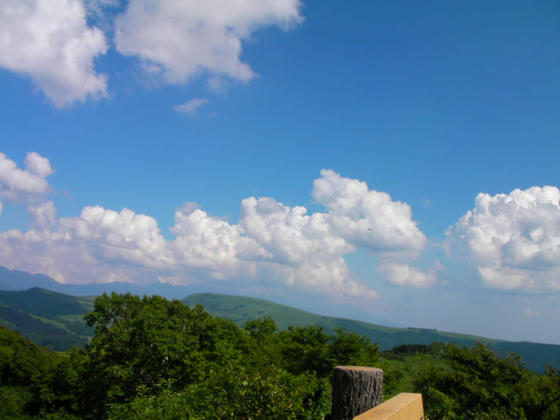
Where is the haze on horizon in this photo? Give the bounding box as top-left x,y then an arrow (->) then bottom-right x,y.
1,0 -> 559,345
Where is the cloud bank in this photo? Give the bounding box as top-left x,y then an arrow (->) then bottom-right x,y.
0,157 -> 431,299
6,152 -> 560,298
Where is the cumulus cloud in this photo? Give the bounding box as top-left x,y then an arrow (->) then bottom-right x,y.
0,0 -> 108,107
313,169 -> 426,256
240,196 -> 351,266
377,263 -> 436,288
0,227 -> 85,283
0,168 -> 429,298
0,204 -> 174,284
0,152 -> 53,202
114,0 -> 303,84
171,204 -> 267,276
174,98 -> 210,117
238,196 -> 379,298
447,186 -> 560,291
29,201 -> 57,227
61,206 -> 175,269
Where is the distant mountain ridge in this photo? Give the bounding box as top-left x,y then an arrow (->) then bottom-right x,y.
0,266 -> 195,299
182,292 -> 560,373
0,266 -> 559,372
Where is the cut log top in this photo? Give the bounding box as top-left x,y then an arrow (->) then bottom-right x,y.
336,366 -> 382,371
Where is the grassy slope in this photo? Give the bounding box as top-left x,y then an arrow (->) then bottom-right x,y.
0,288 -> 93,351
182,292 -> 495,346
183,292 -> 560,373
0,287 -> 93,317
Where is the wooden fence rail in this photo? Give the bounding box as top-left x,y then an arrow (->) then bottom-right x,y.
354,393 -> 424,420
329,366 -> 424,420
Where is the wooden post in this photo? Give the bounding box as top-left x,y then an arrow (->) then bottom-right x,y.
330,366 -> 383,420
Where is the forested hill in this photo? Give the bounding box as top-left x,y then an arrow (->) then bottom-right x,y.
0,286 -> 559,373
0,288 -> 93,350
182,292 -> 560,373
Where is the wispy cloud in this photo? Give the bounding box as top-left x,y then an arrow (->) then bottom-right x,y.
174,98 -> 210,117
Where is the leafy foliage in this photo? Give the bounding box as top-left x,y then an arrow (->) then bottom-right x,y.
0,325 -> 81,419
412,343 -> 560,420
1,293 -> 559,420
73,293 -> 376,418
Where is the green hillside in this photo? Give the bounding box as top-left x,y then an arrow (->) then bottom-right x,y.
0,288 -> 93,350
183,292 -> 560,372
1,287 -> 558,373
0,287 -> 93,317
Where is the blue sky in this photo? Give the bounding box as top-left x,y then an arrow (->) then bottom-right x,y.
1,0 -> 560,344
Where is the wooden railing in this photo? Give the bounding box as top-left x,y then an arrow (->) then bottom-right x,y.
354,393 -> 424,420
329,366 -> 425,420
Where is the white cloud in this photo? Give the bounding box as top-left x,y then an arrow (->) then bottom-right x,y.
0,227 -> 89,283
0,152 -> 53,202
240,196 -> 352,266
377,263 -> 436,288
313,169 -> 426,256
0,0 -> 108,107
25,152 -> 54,178
167,199 -> 378,298
0,205 -> 175,284
174,98 -> 210,117
61,206 -> 175,269
29,201 -> 57,227
0,202 -> 3,216
114,0 -> 303,84
238,196 -> 379,298
447,186 -> 560,291
171,204 -> 267,277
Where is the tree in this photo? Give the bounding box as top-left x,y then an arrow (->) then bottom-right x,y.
413,343 -> 547,420
79,293 -> 246,418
